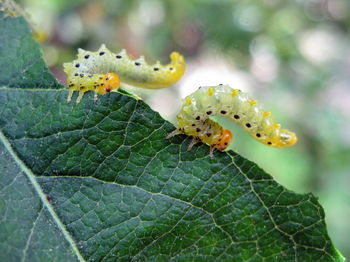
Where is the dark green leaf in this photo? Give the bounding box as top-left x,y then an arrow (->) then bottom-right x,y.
0,10 -> 60,89
0,11 -> 345,262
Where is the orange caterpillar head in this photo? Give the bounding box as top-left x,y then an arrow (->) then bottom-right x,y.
215,129 -> 233,151
97,73 -> 120,95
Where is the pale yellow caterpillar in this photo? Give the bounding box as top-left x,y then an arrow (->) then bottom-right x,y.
168,85 -> 297,158
63,44 -> 186,103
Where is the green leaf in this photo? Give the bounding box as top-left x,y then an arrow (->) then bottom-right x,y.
0,11 -> 345,262
0,10 -> 59,89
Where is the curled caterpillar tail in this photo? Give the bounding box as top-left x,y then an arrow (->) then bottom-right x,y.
63,44 -> 186,103
170,85 -> 297,157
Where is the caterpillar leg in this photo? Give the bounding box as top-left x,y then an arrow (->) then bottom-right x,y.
166,129 -> 181,139
93,92 -> 98,103
67,90 -> 74,104
209,146 -> 216,159
76,91 -> 85,104
187,137 -> 200,151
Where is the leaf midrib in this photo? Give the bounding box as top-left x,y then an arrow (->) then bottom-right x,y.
0,130 -> 86,262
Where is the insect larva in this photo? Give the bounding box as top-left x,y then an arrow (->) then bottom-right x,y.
63,44 -> 186,104
167,85 -> 297,158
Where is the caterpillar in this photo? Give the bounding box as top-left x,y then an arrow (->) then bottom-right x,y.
167,85 -> 297,158
63,44 -> 186,104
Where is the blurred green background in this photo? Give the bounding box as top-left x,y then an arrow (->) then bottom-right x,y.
18,0 -> 350,258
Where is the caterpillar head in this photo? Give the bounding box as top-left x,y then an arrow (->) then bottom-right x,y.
97,73 -> 120,95
215,129 -> 233,151
273,129 -> 297,148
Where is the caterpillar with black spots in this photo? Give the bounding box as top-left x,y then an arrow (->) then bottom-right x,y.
167,85 -> 297,158
63,44 -> 186,103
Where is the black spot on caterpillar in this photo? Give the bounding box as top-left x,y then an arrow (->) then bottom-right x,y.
63,44 -> 186,103
167,85 -> 297,158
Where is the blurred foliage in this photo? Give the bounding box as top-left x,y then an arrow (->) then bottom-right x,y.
17,0 -> 350,258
